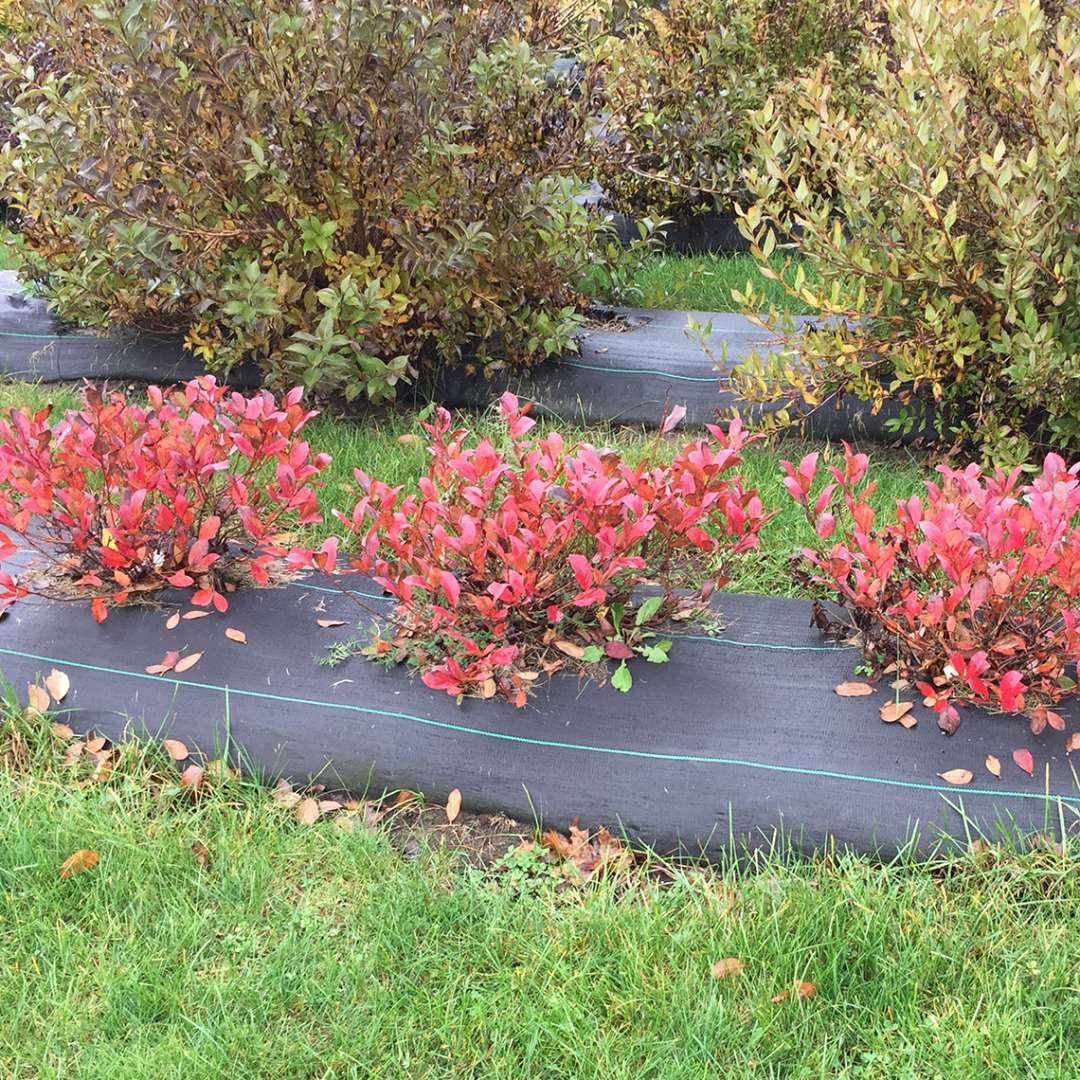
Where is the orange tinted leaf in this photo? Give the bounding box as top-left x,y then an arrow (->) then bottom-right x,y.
835,681 -> 874,697
59,849 -> 98,879
554,640 -> 585,660
224,627 -> 247,644
1012,748 -> 1034,776
182,610 -> 210,620
939,769 -> 973,785
180,764 -> 205,789
163,738 -> 189,761
446,788 -> 462,824
880,701 -> 913,724
26,683 -> 50,713
772,981 -> 816,1003
165,611 -> 180,630
985,754 -> 1001,778
45,669 -> 70,703
1066,733 -> 1080,754
711,958 -> 744,979
296,797 -> 321,825
173,652 -> 203,673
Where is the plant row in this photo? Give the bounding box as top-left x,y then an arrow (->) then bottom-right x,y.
2,379 -> 1080,735
5,1 -> 1080,463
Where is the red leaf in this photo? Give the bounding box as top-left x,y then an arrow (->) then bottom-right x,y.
90,596 -> 108,624
604,641 -> 635,659
1012,748 -> 1034,776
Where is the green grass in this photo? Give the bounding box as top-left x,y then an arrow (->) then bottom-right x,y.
2,707 -> 1079,1079
0,225 -> 22,271
627,253 -> 814,313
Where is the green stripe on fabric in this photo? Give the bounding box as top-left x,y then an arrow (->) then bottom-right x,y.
561,359 -> 718,384
0,642 -> 1072,806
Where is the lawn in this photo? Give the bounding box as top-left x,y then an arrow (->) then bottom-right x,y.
2,704 -> 1079,1079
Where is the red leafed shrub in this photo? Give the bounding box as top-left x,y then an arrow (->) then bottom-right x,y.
311,395 -> 770,705
786,446 -> 1080,733
0,377 -> 329,620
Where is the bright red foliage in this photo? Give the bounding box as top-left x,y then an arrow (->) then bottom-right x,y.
309,394 -> 769,704
786,445 -> 1080,733
0,377 -> 329,619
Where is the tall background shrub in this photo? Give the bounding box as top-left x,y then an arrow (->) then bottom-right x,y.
2,0 -> 613,401
734,0 -> 1080,463
594,0 -> 871,221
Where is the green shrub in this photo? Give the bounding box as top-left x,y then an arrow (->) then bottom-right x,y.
594,0 -> 870,220
735,0 -> 1080,463
2,0 -> 611,401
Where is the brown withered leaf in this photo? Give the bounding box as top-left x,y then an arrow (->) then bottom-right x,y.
163,738 -> 189,761
182,610 -> 210,620
85,735 -> 106,754
173,652 -> 203,673
880,701 -> 913,724
939,769 -> 973,786
711,958 -> 744,980
446,788 -> 462,824
180,764 -> 205,790
554,640 -> 585,660
45,668 -> 70,703
145,650 -> 180,676
59,849 -> 98,879
296,797 -> 321,825
985,754 -> 1001,778
26,683 -> 50,714
316,618 -> 345,628
190,841 -> 210,868
165,611 -> 180,630
772,981 -> 817,1003
224,628 -> 247,644
834,681 -> 874,697
318,799 -> 342,814
50,722 -> 74,740
1066,733 -> 1080,754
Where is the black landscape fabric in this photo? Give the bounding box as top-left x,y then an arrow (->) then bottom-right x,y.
0,273 -> 924,440
0,579 -> 1075,858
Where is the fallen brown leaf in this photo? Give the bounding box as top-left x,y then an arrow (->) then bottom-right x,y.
711,958 -> 744,980
163,738 -> 189,761
190,841 -> 210,868
145,650 -> 180,676
224,627 -> 247,644
180,764 -> 205,790
1066,733 -> 1080,754
554,640 -> 585,660
446,788 -> 462,824
985,754 -> 1001,779
183,610 -> 210,620
173,652 -> 203,674
296,797 -> 321,825
85,735 -> 106,754
59,849 -> 98,879
45,668 -> 70,703
316,618 -> 345,628
165,611 -> 180,630
772,981 -> 816,1003
26,683 -> 50,713
939,768 -> 973,786
50,722 -> 74,740
834,681 -> 874,697
880,701 -> 914,724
